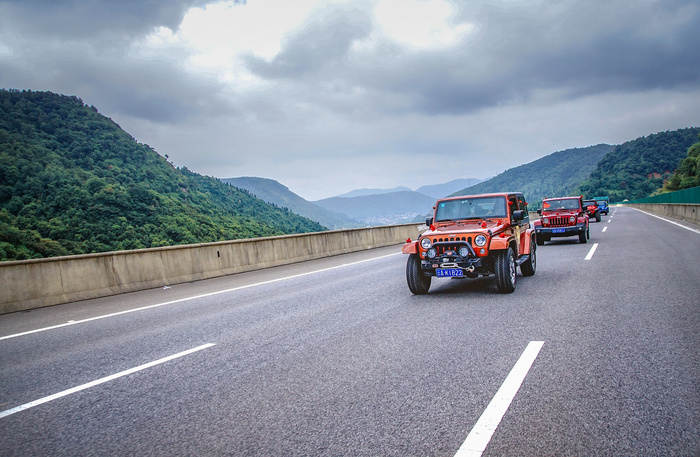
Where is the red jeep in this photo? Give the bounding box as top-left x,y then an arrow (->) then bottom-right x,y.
533,196 -> 590,245
402,192 -> 536,294
583,199 -> 601,222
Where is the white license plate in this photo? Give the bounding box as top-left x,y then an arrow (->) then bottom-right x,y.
436,268 -> 463,278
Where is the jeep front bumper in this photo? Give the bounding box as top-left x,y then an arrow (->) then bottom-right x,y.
535,223 -> 586,238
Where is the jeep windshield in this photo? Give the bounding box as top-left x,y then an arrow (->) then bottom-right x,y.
542,199 -> 580,211
435,196 -> 507,222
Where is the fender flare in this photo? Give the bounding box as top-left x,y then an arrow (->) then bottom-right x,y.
523,228 -> 535,254
402,241 -> 418,255
488,235 -> 513,251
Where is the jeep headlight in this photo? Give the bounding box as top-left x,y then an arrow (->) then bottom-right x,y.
542,217 -> 549,225
420,238 -> 432,249
426,248 -> 437,259
458,246 -> 470,257
569,216 -> 576,223
474,234 -> 487,247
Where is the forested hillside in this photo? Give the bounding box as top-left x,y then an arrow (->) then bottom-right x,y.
0,89 -> 324,261
659,134 -> 700,193
449,144 -> 614,208
577,128 -> 700,201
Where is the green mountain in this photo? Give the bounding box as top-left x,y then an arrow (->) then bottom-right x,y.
222,176 -> 362,229
449,144 -> 615,209
578,128 -> 700,201
0,89 -> 325,261
660,134 -> 700,193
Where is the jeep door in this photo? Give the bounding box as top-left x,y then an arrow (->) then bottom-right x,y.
510,194 -> 530,256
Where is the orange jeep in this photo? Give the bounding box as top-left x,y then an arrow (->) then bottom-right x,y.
402,192 -> 536,294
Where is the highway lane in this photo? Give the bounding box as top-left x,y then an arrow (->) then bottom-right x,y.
1,206 -> 698,456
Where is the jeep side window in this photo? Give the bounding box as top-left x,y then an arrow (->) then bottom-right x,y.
517,196 -> 529,222
508,196 -> 518,219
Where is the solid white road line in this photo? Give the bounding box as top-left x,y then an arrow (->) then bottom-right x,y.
631,207 -> 700,234
0,252 -> 401,341
454,341 -> 545,457
0,343 -> 215,419
585,243 -> 599,260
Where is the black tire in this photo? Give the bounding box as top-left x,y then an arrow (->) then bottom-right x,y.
595,211 -> 601,223
579,227 -> 589,243
520,240 -> 536,277
406,254 -> 430,295
536,235 -> 544,246
494,247 -> 516,293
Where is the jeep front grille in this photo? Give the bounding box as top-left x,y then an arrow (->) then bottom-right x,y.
548,216 -> 571,227
431,239 -> 474,256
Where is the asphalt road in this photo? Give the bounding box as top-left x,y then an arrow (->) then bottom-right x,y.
1,206 -> 699,456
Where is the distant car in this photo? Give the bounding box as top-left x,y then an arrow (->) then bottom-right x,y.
402,192 -> 536,294
594,197 -> 610,215
583,199 -> 601,222
532,196 -> 590,245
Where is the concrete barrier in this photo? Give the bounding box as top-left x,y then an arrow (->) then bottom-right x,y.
0,224 -> 425,315
625,203 -> 700,226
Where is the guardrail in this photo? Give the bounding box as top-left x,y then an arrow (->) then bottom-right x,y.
0,224 -> 424,315
623,203 -> 700,225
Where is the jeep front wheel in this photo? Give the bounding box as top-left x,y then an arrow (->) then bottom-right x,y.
494,247 -> 516,293
406,254 -> 431,295
579,227 -> 589,243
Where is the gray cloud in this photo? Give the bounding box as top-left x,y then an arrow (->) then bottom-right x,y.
245,9 -> 373,80
0,0 -> 215,39
0,0 -> 238,122
238,0 -> 700,118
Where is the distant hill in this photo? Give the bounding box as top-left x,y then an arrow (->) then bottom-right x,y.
577,128 -> 700,201
331,178 -> 483,200
222,177 -> 362,229
313,191 -> 434,225
449,144 -> 615,208
225,177 -> 485,227
0,89 -> 325,261
335,186 -> 413,198
416,178 -> 483,199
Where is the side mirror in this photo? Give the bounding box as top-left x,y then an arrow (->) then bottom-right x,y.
426,217 -> 433,226
537,209 -> 542,215
513,210 -> 525,221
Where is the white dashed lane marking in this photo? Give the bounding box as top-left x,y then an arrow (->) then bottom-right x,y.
585,243 -> 599,261
0,344 -> 216,419
454,341 -> 545,457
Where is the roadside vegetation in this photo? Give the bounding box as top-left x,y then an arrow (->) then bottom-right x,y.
0,89 -> 325,261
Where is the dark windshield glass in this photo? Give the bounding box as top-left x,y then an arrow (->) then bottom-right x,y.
542,199 -> 580,211
435,196 -> 507,221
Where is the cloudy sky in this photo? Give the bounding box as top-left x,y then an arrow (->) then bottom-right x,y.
1,0 -> 699,200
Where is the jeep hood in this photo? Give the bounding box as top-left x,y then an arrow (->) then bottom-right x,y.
424,220 -> 507,237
